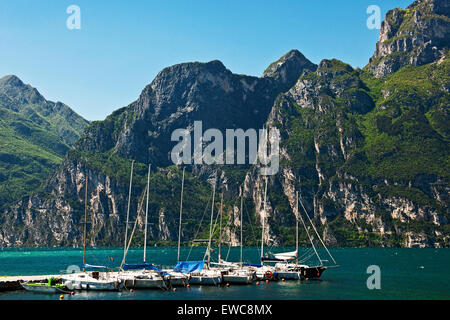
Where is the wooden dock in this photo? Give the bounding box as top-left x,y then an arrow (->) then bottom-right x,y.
0,275 -> 61,292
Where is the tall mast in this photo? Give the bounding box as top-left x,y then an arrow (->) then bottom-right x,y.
206,172 -> 217,269
218,193 -> 223,262
82,172 -> 89,272
260,125 -> 269,264
123,160 -> 134,261
143,164 -> 151,263
177,167 -> 185,262
296,191 -> 299,264
298,194 -> 337,265
297,195 -> 322,265
261,176 -> 268,264
240,186 -> 244,266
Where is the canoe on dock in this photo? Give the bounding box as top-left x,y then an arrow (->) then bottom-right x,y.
0,275 -> 61,292
20,281 -> 66,294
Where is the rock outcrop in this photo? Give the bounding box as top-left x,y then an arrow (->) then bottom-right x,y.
367,0 -> 450,77
262,49 -> 317,90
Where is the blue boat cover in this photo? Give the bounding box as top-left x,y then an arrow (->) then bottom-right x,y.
173,261 -> 204,273
242,262 -> 262,268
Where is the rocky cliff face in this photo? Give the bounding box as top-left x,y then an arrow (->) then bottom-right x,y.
0,51 -> 315,247
76,56 -> 311,167
0,0 -> 448,248
262,50 -> 317,90
367,0 -> 450,77
258,54 -> 449,248
0,75 -> 88,212
269,50 -> 450,247
0,156 -> 221,247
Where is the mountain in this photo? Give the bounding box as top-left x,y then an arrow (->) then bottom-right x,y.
0,0 -> 448,248
0,75 -> 88,211
0,51 -> 314,247
262,49 -> 317,87
75,55 -> 315,167
367,0 -> 450,77
262,56 -> 449,247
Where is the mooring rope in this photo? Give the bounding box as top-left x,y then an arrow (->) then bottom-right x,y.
120,184 -> 148,269
298,193 -> 337,265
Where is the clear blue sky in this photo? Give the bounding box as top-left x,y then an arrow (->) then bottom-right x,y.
0,0 -> 412,121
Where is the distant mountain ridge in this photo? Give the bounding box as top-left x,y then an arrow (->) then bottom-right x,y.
0,0 -> 448,248
0,75 -> 88,210
0,75 -> 88,145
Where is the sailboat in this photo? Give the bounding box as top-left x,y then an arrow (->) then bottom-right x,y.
266,191 -> 305,280
61,172 -> 122,291
260,190 -> 302,280
118,162 -> 167,290
62,265 -> 121,291
264,191 -> 338,280
212,188 -> 254,284
174,170 -> 222,286
248,175 -> 279,281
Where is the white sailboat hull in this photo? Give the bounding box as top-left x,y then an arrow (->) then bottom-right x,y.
189,272 -> 222,285
220,268 -> 255,284
168,276 -> 189,287
274,263 -> 310,280
63,279 -> 119,291
222,274 -> 253,284
123,278 -> 166,289
162,271 -> 190,287
119,271 -> 166,289
254,266 -> 278,281
62,273 -> 121,291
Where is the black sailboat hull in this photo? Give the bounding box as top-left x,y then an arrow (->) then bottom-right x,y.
259,265 -> 327,280
303,266 -> 326,279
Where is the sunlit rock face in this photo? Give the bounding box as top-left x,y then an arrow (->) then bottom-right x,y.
368,0 -> 450,78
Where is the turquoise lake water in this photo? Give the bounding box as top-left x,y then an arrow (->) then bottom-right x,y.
0,247 -> 449,300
